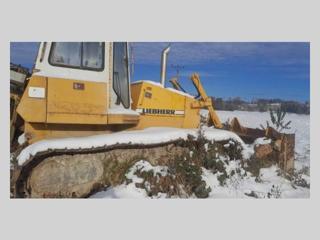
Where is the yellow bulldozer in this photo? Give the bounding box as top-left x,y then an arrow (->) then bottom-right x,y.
10,42 -> 295,198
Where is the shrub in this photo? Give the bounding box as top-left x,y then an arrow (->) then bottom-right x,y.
260,108 -> 291,132
284,167 -> 310,189
267,185 -> 281,198
217,172 -> 228,186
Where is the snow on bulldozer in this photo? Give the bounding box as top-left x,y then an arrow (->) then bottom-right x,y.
10,42 -> 295,198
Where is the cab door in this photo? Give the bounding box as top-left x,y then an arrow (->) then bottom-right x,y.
36,42 -> 110,124
111,42 -> 130,109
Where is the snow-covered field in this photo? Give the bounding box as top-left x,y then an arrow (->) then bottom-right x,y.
217,110 -> 310,171
91,111 -> 310,199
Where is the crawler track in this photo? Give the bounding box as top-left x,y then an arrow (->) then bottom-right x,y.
12,139 -> 191,198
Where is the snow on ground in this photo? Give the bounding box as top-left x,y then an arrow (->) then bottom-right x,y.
92,110 -> 310,199
91,160 -> 169,199
215,110 -> 310,171
92,160 -> 309,199
17,126 -> 248,166
202,163 -> 309,198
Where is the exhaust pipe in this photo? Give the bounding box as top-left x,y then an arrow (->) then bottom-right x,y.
160,45 -> 170,86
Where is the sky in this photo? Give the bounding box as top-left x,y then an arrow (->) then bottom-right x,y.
10,42 -> 310,102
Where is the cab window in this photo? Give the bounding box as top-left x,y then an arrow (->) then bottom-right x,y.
49,42 -> 104,71
82,42 -> 104,69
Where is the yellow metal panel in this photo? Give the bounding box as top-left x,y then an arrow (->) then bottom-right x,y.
16,76 -> 47,123
24,122 -> 137,143
107,114 -> 140,124
47,113 -> 108,124
131,81 -> 199,129
131,83 -> 143,109
134,115 -> 184,129
24,122 -> 115,143
47,78 -> 108,115
132,82 -> 185,110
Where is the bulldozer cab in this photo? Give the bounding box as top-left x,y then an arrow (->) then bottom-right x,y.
16,42 -> 139,143
32,42 -> 131,111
